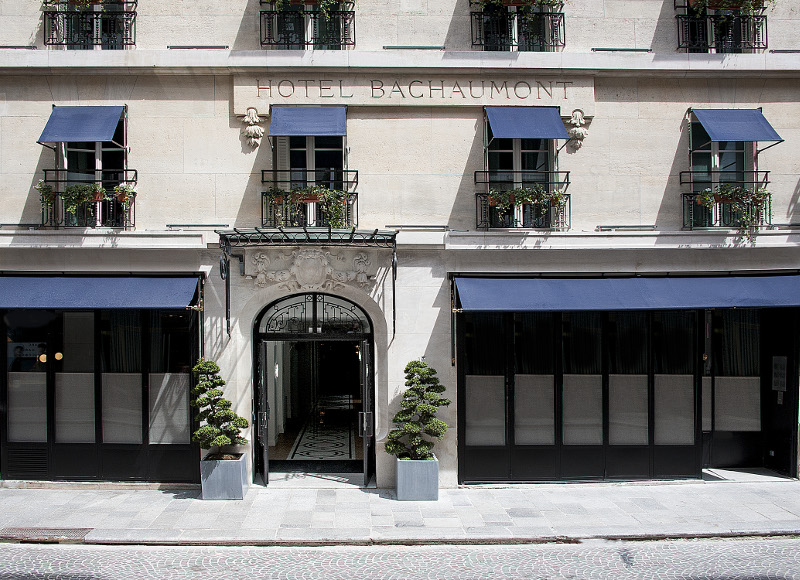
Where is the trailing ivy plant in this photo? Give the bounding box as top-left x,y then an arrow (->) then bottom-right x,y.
110,183 -> 136,213
265,185 -> 350,228
695,183 -> 771,242
384,360 -> 451,461
488,185 -> 567,220
471,0 -> 563,13
62,184 -> 101,216
191,358 -> 249,458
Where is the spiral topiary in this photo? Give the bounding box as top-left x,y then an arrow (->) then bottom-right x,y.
191,358 -> 249,455
385,360 -> 451,461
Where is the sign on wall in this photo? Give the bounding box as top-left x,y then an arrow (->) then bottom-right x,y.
233,75 -> 595,116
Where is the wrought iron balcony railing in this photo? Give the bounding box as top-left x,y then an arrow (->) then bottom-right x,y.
471,11 -> 565,51
679,170 -> 771,230
261,191 -> 358,228
259,3 -> 355,48
476,192 -> 570,230
40,169 -> 137,228
682,193 -> 771,230
676,14 -> 767,51
262,168 -> 358,192
43,0 -> 137,48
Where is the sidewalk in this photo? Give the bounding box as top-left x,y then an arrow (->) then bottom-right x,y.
0,469 -> 799,546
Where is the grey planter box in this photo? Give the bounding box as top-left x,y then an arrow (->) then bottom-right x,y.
200,453 -> 249,500
395,456 -> 439,501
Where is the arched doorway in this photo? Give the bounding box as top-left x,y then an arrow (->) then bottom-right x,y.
253,293 -> 375,486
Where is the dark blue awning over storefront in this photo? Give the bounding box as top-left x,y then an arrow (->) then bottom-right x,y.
268,106 -> 347,137
37,106 -> 125,144
485,107 -> 569,140
455,276 -> 800,312
0,277 -> 199,309
692,109 -> 783,143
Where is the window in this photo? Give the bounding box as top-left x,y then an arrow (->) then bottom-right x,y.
475,108 -> 570,230
471,2 -> 565,52
680,108 -> 782,232
263,135 -> 358,228
43,0 -> 137,50
259,1 -> 355,49
39,106 -> 137,229
676,1 -> 767,53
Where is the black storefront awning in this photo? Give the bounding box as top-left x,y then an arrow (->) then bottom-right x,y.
692,109 -> 783,143
454,276 -> 800,312
268,106 -> 347,137
0,277 -> 199,309
485,106 -> 569,140
37,106 -> 125,144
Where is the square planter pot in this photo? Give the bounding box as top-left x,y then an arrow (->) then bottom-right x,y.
200,453 -> 248,500
395,456 -> 439,501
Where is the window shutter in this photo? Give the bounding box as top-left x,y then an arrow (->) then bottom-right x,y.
275,136 -> 290,191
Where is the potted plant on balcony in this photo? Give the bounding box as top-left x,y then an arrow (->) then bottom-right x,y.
695,184 -> 771,241
471,0 -> 562,12
488,185 -> 567,222
385,359 -> 451,501
274,0 -> 347,17
62,184 -> 98,216
111,183 -> 136,212
265,185 -> 350,228
688,0 -> 769,14
192,358 -> 250,500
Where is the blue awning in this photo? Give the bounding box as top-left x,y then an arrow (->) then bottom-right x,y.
692,109 -> 783,143
268,106 -> 347,137
455,276 -> 800,312
486,107 -> 569,140
0,277 -> 199,309
38,106 -> 125,144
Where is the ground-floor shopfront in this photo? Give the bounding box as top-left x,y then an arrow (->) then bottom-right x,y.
454,276 -> 800,483
0,276 -> 202,483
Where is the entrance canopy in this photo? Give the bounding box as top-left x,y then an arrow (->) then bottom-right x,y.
38,106 -> 124,144
268,106 -> 347,137
692,109 -> 783,143
485,106 -> 569,140
454,276 -> 800,312
0,276 -> 199,309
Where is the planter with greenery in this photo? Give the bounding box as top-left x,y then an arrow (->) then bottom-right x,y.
265,185 -> 350,228
191,358 -> 250,500
385,359 -> 451,501
273,0 -> 350,17
471,0 -> 563,12
488,185 -> 567,221
695,183 -> 771,242
62,183 -> 101,217
688,0 -> 770,14
110,183 -> 136,212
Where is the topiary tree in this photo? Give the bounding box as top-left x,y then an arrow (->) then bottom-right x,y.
191,358 -> 249,456
384,360 -> 451,461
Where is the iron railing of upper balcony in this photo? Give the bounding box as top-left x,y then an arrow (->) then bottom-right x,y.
259,1 -> 355,48
261,168 -> 358,228
680,169 -> 771,230
471,10 -> 565,51
474,169 -> 571,229
40,169 -> 137,228
43,0 -> 137,48
674,0 -> 766,52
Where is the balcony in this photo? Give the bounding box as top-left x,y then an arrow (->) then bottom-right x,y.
43,0 -> 137,49
680,170 -> 771,231
261,168 -> 358,228
260,1 -> 355,48
40,169 -> 137,229
475,170 -> 570,230
471,10 -> 565,51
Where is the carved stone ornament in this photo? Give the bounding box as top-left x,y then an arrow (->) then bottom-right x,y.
242,107 -> 265,148
251,249 -> 374,291
567,109 -> 589,150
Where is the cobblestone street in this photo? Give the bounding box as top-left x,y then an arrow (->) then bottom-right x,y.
0,537 -> 798,579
